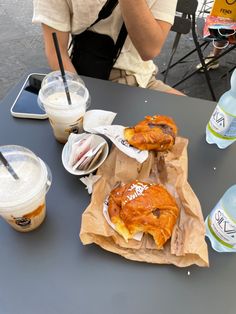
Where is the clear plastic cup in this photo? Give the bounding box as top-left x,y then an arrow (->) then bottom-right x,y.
0,145 -> 52,232
38,71 -> 90,144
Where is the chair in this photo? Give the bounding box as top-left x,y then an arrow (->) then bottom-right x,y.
162,0 -> 217,100
197,0 -> 214,19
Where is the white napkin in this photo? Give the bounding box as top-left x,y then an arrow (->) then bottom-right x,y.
83,109 -> 117,133
80,173 -> 101,194
83,110 -> 148,163
91,125 -> 148,163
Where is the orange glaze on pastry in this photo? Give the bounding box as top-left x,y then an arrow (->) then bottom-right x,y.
124,115 -> 177,151
108,180 -> 179,249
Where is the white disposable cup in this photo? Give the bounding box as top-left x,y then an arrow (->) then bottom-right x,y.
38,79 -> 90,144
0,146 -> 52,232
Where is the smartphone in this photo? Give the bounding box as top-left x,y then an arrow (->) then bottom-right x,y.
10,73 -> 47,119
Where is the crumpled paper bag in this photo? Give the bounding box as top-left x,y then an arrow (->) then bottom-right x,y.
80,137 -> 209,267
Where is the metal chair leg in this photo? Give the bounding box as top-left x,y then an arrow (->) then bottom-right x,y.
191,14 -> 216,100
163,32 -> 182,83
172,44 -> 236,88
161,41 -> 209,75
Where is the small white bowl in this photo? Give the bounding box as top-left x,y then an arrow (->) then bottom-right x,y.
62,134 -> 109,176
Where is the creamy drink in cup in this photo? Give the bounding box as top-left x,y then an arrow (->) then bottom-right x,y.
38,73 -> 90,144
0,145 -> 52,232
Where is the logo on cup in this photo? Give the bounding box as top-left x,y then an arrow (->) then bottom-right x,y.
15,217 -> 31,227
66,117 -> 84,135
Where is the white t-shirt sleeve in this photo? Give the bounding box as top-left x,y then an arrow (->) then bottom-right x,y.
32,0 -> 71,32
151,0 -> 178,25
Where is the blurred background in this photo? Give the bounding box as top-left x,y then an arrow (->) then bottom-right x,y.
0,0 -> 235,101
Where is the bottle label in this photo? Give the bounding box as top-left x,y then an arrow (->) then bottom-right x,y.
208,105 -> 236,140
208,202 -> 236,248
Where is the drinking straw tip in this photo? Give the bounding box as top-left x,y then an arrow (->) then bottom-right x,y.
52,32 -> 72,105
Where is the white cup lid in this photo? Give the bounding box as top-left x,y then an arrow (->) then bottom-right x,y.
0,146 -> 49,210
38,80 -> 90,111
41,71 -> 85,88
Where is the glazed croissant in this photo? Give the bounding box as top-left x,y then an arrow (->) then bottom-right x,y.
124,115 -> 177,151
108,180 -> 179,249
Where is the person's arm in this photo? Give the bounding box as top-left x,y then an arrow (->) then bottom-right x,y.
119,0 -> 172,61
42,24 -> 76,73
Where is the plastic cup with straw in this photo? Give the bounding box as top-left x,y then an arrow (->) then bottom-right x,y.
37,34 -> 90,143
0,145 -> 52,232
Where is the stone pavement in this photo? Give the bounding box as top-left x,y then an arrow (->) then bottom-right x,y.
0,0 -> 235,101
0,0 -> 47,101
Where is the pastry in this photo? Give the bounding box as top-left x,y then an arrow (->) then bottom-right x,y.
124,115 -> 177,151
108,180 -> 179,249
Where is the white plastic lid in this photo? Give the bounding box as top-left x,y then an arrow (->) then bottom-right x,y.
41,71 -> 85,87
0,146 -> 49,210
38,80 -> 90,111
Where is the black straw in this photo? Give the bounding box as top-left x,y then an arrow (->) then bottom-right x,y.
52,32 -> 72,105
0,152 -> 19,180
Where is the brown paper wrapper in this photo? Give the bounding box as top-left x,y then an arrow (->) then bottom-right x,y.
80,137 -> 209,267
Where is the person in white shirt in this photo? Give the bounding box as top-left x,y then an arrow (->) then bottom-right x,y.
33,0 -> 184,95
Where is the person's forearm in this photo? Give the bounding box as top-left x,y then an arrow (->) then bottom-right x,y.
47,50 -> 76,73
42,24 -> 76,74
119,0 -> 171,60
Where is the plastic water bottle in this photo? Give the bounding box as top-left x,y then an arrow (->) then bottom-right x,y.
206,69 -> 236,148
205,185 -> 236,252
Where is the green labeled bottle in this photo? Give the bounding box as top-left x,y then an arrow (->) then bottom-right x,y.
206,69 -> 236,148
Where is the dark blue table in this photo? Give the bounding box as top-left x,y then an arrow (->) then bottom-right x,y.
0,69 -> 235,314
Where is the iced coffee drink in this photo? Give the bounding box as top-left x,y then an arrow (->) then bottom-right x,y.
0,146 -> 52,232
38,72 -> 90,143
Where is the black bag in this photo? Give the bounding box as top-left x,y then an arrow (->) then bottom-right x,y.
70,0 -> 127,80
